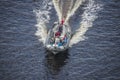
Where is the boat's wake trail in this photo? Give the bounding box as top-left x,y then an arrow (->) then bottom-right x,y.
52,0 -> 84,23
69,0 -> 102,46
34,0 -> 102,46
53,0 -> 102,46
33,0 -> 52,43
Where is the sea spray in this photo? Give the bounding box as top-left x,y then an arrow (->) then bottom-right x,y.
34,0 -> 52,44
69,0 -> 102,46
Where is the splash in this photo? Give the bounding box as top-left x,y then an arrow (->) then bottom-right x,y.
33,0 -> 52,44
34,0 -> 102,47
69,0 -> 102,46
52,0 -> 102,46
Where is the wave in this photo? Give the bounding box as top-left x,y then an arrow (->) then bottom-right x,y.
69,0 -> 102,46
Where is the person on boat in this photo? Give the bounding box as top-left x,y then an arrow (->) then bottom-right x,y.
58,19 -> 64,33
61,19 -> 64,25
62,34 -> 67,44
58,25 -> 63,33
55,37 -> 60,46
55,30 -> 66,47
58,42 -> 62,46
54,37 -> 63,47
55,31 -> 61,37
53,31 -> 60,46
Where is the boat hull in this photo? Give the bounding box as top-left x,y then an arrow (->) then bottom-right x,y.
45,23 -> 71,54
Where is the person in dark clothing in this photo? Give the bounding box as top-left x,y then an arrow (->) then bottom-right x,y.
62,34 -> 67,44
59,25 -> 63,33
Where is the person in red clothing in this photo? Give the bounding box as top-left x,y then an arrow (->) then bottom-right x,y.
62,34 -> 67,44
55,31 -> 61,37
54,31 -> 61,46
61,19 -> 64,25
58,19 -> 64,33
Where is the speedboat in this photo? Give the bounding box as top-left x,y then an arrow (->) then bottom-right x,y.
45,21 -> 71,54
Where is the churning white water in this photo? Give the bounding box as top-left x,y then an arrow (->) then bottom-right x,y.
33,0 -> 52,44
69,0 -> 102,46
52,0 -> 84,23
34,0 -> 102,46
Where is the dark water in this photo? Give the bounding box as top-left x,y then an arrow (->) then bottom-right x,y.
0,0 -> 120,80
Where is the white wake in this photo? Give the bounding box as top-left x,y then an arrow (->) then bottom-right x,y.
52,0 -> 85,23
34,0 -> 102,46
69,0 -> 102,46
33,0 -> 52,44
